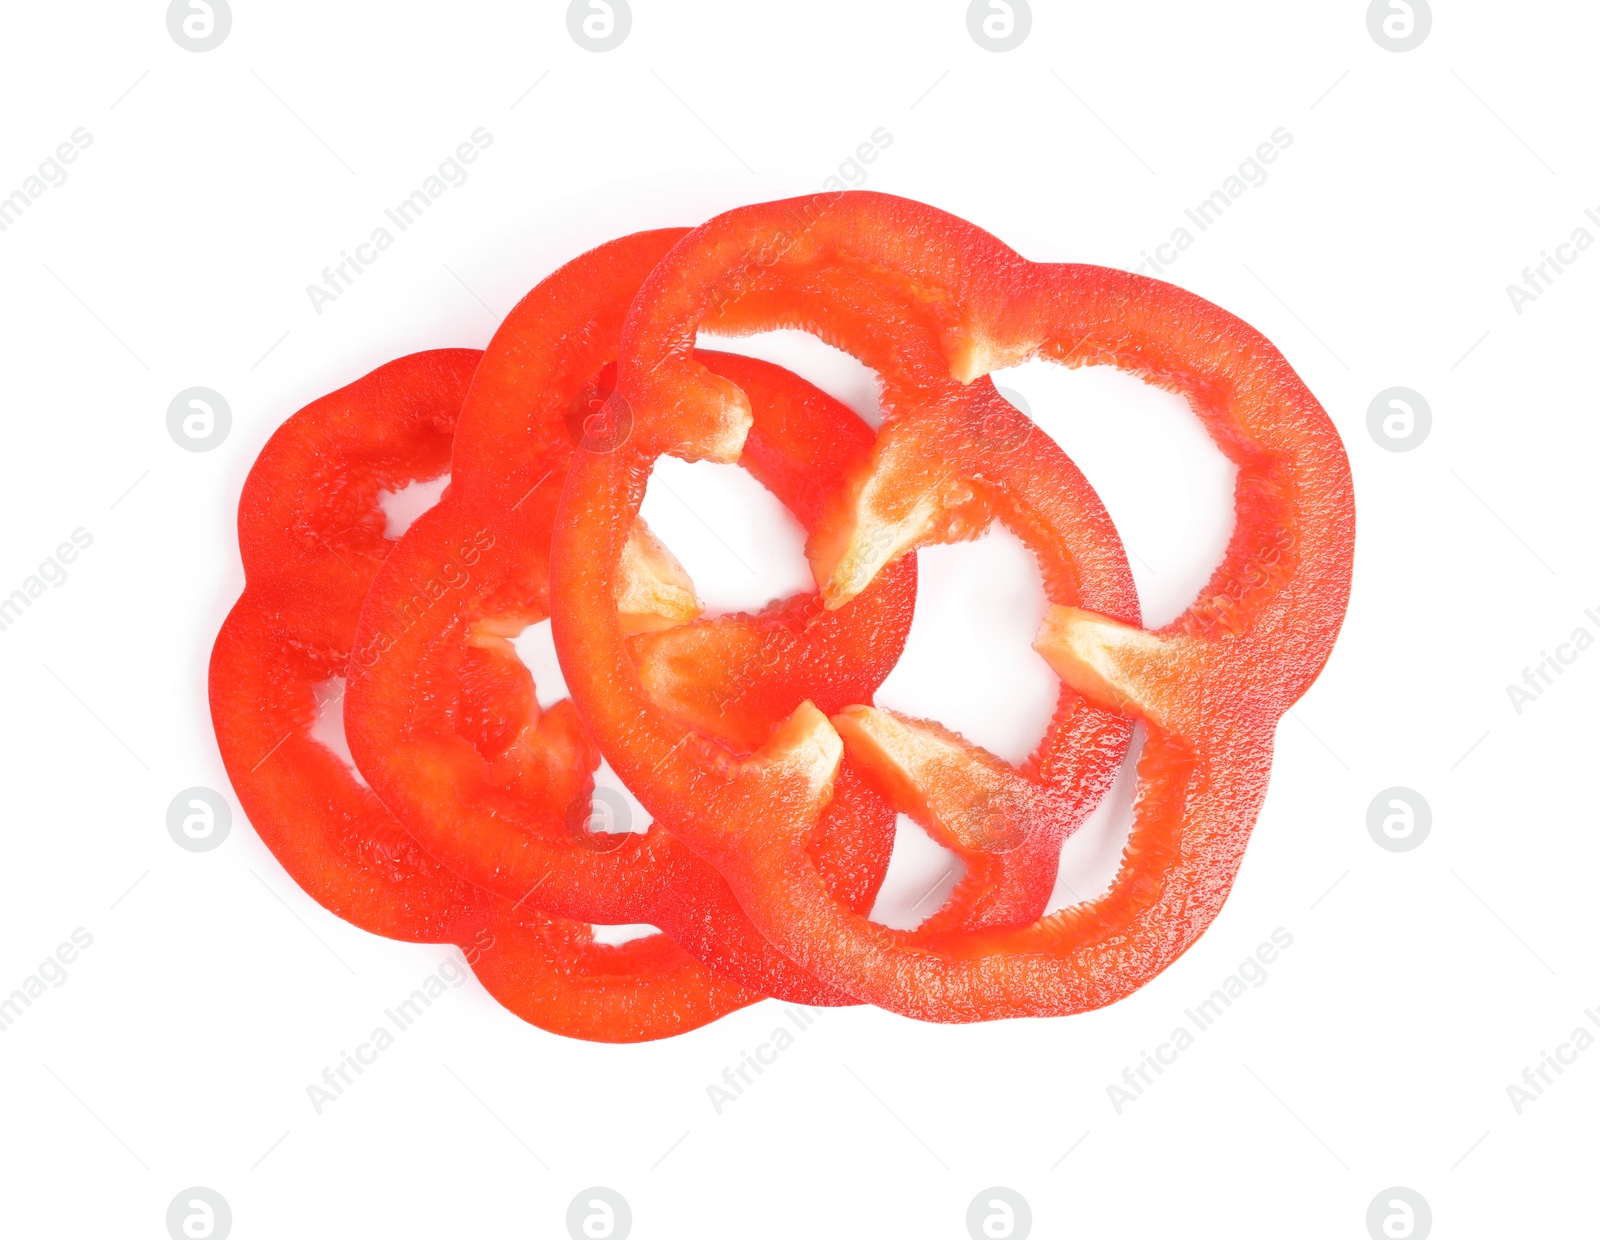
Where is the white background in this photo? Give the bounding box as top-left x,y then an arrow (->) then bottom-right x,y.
1,1 -> 1596,1236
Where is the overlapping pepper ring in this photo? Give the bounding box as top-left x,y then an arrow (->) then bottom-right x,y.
208,350 -> 756,1042
551,271 -> 1143,954
549,191 -> 1355,1022
338,232 -> 911,1007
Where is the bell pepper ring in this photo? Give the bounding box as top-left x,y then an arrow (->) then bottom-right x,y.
341,232 -> 912,1007
550,192 -> 1355,1020
209,349 -> 756,1042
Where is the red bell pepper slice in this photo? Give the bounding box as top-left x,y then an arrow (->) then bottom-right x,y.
209,349 -> 755,1041
341,232 -> 913,1006
549,192 -> 1355,1020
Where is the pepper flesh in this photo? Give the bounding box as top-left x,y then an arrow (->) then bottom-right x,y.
209,349 -> 755,1042
341,232 -> 913,1006
550,192 -> 1354,1020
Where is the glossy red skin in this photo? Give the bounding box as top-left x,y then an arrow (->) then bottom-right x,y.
209,350 -> 754,1042
341,232 -> 910,1006
552,192 -> 1355,1021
